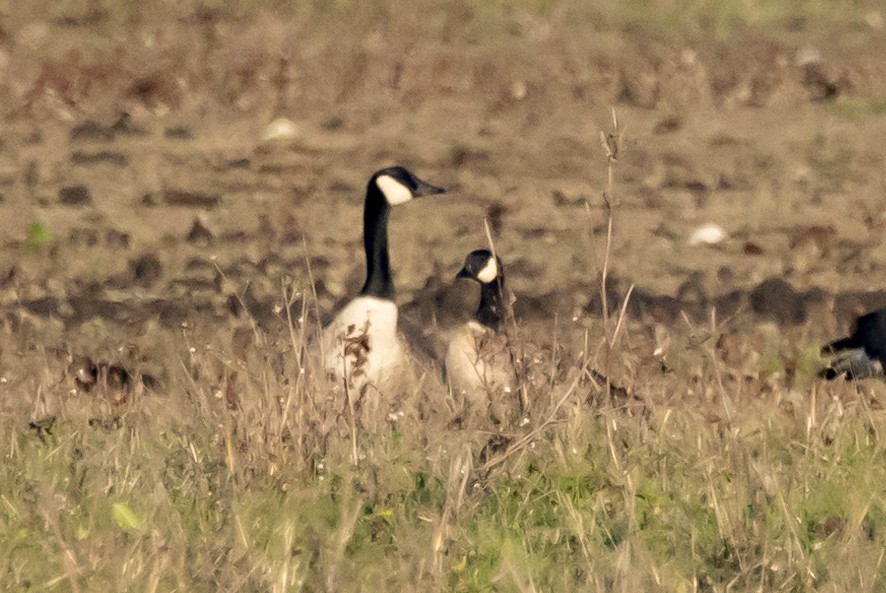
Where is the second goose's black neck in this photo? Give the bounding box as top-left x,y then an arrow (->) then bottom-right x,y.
360,181 -> 395,300
476,276 -> 506,331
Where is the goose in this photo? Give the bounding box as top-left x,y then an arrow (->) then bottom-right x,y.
820,307 -> 886,380
445,249 -> 516,415
318,166 -> 445,392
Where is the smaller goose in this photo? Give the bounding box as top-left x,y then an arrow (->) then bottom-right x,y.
319,166 -> 445,392
820,308 -> 886,380
445,249 -> 515,413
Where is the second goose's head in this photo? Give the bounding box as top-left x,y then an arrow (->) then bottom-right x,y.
457,249 -> 507,330
457,249 -> 502,285
370,166 -> 445,207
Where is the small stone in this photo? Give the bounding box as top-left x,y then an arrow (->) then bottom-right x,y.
59,185 -> 91,206
186,218 -> 215,244
164,126 -> 193,140
688,223 -> 726,246
70,120 -> 114,141
105,229 -> 131,249
70,150 -> 129,167
130,254 -> 162,288
163,189 -> 220,209
262,117 -> 299,142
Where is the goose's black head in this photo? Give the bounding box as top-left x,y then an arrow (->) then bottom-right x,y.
457,249 -> 508,330
456,249 -> 502,285
370,166 -> 446,207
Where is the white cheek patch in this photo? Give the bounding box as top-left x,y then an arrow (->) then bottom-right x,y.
376,175 -> 413,206
476,257 -> 498,283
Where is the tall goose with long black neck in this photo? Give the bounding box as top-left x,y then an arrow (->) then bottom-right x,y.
320,166 -> 445,392
445,249 -> 515,415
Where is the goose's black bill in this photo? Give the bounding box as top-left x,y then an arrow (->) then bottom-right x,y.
412,177 -> 446,198
456,267 -> 472,279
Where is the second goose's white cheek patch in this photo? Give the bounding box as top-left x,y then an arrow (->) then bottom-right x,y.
376,175 -> 413,206
476,258 -> 498,283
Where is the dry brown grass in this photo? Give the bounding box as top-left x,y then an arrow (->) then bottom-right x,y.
4,297 -> 886,592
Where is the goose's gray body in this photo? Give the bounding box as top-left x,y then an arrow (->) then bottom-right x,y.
445,250 -> 515,410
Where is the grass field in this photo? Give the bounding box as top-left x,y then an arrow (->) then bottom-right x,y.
1,1 -> 886,591
5,313 -> 886,592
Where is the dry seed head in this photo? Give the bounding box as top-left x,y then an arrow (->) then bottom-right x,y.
600,130 -> 620,162
599,108 -> 623,162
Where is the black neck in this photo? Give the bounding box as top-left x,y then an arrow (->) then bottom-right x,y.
360,182 -> 395,300
476,277 -> 506,330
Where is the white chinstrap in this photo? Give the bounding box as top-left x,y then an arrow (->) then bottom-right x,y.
375,175 -> 414,206
475,257 -> 498,284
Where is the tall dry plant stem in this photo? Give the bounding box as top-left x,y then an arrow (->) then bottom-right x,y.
484,217 -> 528,413
433,450 -> 472,579
343,371 -> 359,467
282,280 -> 308,463
598,107 -> 623,404
290,238 -> 325,468
301,237 -> 324,352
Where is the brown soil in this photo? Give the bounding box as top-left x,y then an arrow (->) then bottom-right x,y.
1,8 -> 885,391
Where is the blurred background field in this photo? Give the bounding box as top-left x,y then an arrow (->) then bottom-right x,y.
0,1 -> 885,591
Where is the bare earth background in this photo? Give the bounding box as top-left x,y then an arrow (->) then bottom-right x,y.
2,1 -> 885,338
1,1 -> 886,591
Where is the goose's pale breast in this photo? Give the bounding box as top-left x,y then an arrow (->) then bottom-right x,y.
320,296 -> 405,389
445,321 -> 513,396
